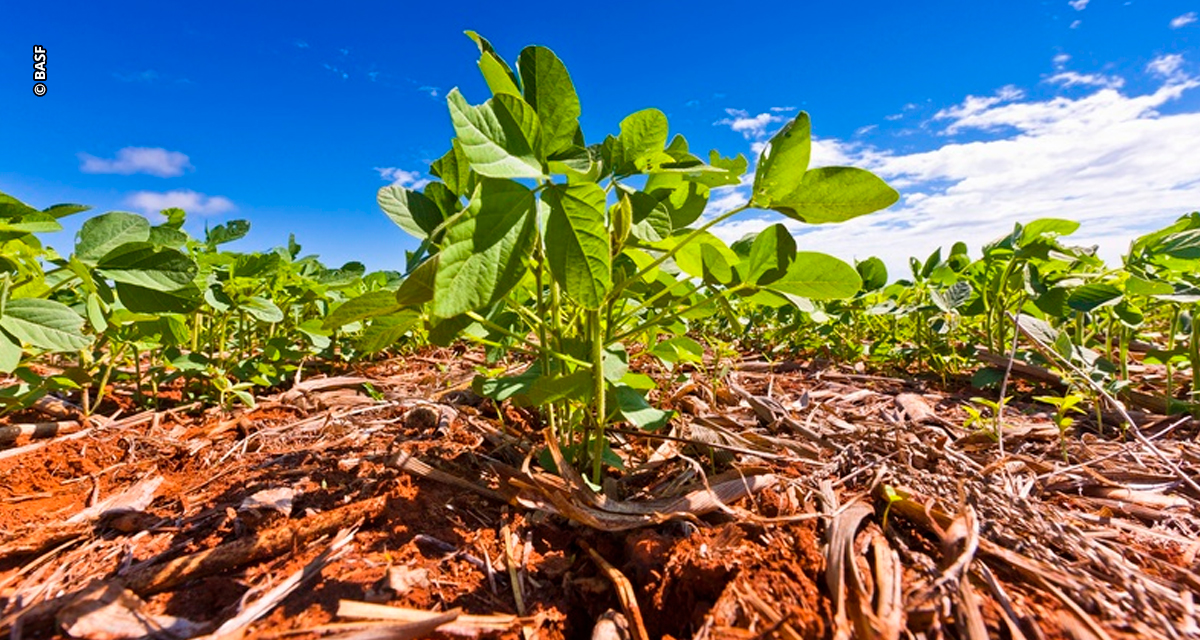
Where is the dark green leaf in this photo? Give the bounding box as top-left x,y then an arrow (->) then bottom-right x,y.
378,185 -> 444,239
1067,283 -> 1123,312
97,244 -> 197,291
75,212 -> 150,263
395,256 -> 438,306
433,179 -> 535,317
206,220 -> 251,246
117,282 -> 201,314
518,46 -> 580,157
323,290 -> 402,330
746,224 -> 796,286
544,182 -> 611,309
856,257 -> 888,291
0,298 -> 90,352
609,384 -> 672,431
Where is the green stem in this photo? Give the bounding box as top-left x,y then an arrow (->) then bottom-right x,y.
612,284 -> 748,343
589,309 -> 606,485
612,204 -> 750,296
464,311 -> 591,369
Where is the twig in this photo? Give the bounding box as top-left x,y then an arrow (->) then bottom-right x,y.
578,540 -> 648,640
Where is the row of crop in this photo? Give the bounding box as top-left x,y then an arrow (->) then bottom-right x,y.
0,193 -> 415,414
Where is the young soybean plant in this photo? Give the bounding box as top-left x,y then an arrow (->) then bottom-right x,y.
380,33 -> 899,483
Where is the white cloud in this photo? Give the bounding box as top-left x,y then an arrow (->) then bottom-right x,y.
1069,0 -> 1089,10
1147,54 -> 1186,81
1170,12 -> 1197,29
375,167 -> 431,190
79,147 -> 192,177
418,85 -> 440,99
1070,19 -> 1082,29
1053,53 -> 1071,70
715,109 -> 787,139
709,60 -> 1200,277
126,190 -> 235,215
1045,71 -> 1125,89
933,85 -> 1026,132
770,106 -> 798,113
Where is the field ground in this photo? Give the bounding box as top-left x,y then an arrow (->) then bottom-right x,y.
2,348 -> 1198,640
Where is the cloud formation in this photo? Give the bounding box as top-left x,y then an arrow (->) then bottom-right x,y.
715,109 -> 787,139
709,58 -> 1200,276
1045,71 -> 1124,89
126,190 -> 235,215
79,147 -> 192,177
1170,12 -> 1197,29
375,167 -> 431,190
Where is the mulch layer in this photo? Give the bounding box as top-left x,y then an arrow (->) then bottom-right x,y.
2,349 -> 1198,639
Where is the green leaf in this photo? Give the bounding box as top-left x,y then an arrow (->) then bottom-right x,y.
752,112 -> 811,207
86,293 -> 108,333
430,140 -> 473,198
41,203 -> 90,219
75,212 -> 150,263
0,193 -> 40,220
0,331 -> 20,373
856,257 -> 888,291
766,252 -> 862,300
378,184 -> 444,239
1124,276 -> 1173,296
745,223 -> 796,286
645,173 -> 709,229
395,256 -> 438,306
609,384 -> 672,431
323,290 -> 403,330
1156,229 -> 1200,260
240,297 -> 284,323
433,179 -> 536,318
1067,283 -> 1123,312
664,231 -> 738,283
206,220 -> 250,246
97,244 -> 197,291
764,167 -> 899,224
931,281 -> 972,312
700,243 -> 733,285
476,365 -> 542,402
465,31 -> 521,96
447,89 -> 544,179
518,46 -> 580,157
0,298 -> 90,352
0,213 -> 61,234
617,109 -> 669,172
622,190 -> 673,243
649,336 -> 704,365
117,282 -> 201,314
1020,219 -> 1079,246
358,310 -> 421,353
544,183 -> 612,308
147,225 -> 189,248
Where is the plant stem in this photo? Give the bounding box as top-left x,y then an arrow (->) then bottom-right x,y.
612,204 -> 750,296
589,309 -> 606,485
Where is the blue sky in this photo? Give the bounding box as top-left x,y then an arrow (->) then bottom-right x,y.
3,0 -> 1197,277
